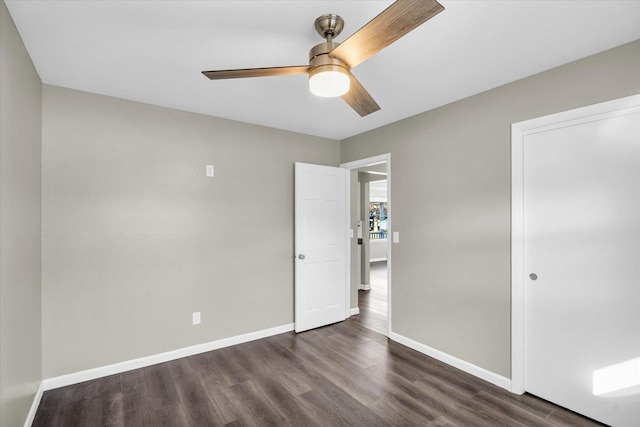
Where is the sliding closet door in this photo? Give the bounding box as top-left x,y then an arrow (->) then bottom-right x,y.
523,107 -> 640,426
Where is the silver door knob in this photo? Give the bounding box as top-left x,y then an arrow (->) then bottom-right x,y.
529,273 -> 538,280
298,254 -> 306,260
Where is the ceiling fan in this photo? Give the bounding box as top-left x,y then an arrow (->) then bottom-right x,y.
202,0 -> 444,117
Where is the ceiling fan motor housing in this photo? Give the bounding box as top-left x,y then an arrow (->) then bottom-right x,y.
309,41 -> 349,77
308,41 -> 350,97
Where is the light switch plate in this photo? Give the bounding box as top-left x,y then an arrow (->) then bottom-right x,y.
393,231 -> 400,243
206,165 -> 214,177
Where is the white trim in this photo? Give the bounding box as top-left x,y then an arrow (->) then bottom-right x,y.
369,257 -> 387,263
356,181 -> 362,306
515,95 -> 640,137
42,323 -> 294,391
341,153 -> 392,337
386,157 -> 392,335
340,154 -> 389,170
521,108 -> 640,137
390,332 -> 511,391
350,307 -> 360,316
511,119 -> 526,395
23,382 -> 44,427
345,170 -> 351,319
358,284 -> 372,291
510,94 -> 640,395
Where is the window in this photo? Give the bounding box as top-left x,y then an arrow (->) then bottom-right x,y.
369,202 -> 388,239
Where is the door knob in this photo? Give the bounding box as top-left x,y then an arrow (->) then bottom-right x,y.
298,254 -> 306,260
529,273 -> 538,280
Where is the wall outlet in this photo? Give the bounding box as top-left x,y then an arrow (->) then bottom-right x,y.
206,165 -> 214,177
192,311 -> 201,325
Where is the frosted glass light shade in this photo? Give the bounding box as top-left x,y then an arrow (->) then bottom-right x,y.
309,68 -> 350,98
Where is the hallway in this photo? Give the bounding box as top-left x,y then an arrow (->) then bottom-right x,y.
358,261 -> 387,335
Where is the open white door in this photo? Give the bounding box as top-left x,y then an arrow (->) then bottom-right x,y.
295,162 -> 347,333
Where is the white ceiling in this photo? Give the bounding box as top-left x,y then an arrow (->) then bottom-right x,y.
6,1 -> 640,140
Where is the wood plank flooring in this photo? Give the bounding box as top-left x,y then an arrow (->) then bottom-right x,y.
358,260 -> 388,335
32,314 -> 604,426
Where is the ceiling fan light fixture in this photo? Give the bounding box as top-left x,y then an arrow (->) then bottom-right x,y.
309,65 -> 350,98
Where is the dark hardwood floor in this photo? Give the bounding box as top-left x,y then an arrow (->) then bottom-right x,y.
34,261 -> 602,427
33,312 -> 604,427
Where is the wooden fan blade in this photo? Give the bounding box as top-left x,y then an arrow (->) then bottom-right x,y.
202,65 -> 309,80
342,73 -> 380,117
330,0 -> 444,68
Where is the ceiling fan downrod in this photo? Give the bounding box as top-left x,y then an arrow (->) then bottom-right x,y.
314,14 -> 344,41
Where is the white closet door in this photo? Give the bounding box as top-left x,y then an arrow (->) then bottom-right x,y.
524,109 -> 640,426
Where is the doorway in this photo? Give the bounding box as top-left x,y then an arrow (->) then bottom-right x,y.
341,154 -> 391,336
360,176 -> 388,335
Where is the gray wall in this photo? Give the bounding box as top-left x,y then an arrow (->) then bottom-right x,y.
359,179 -> 370,288
349,170 -> 359,308
0,1 -> 43,425
370,240 -> 386,261
341,40 -> 640,378
42,85 -> 339,378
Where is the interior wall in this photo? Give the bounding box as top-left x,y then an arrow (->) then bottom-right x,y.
42,85 -> 340,378
370,241 -> 387,261
349,170 -> 358,309
359,179 -> 370,287
0,1 -> 43,425
340,40 -> 640,378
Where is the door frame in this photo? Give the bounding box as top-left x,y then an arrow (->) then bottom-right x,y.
341,153 -> 392,336
510,94 -> 640,394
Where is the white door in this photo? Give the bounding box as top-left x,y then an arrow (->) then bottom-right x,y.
523,107 -> 640,426
295,162 -> 347,333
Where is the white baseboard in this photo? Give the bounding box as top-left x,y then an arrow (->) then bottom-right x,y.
43,323 -> 294,391
350,307 -> 360,316
389,332 -> 512,391
358,284 -> 372,290
23,381 -> 44,427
